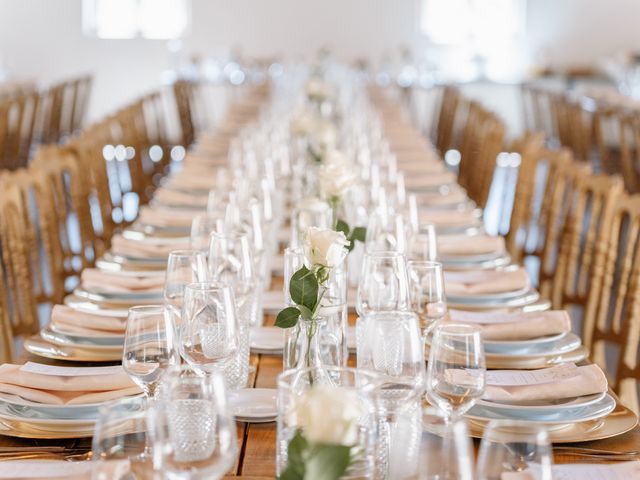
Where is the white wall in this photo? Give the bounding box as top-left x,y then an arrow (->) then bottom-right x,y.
2,0 -> 640,122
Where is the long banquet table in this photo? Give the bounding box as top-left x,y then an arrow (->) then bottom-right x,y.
1,84 -> 639,477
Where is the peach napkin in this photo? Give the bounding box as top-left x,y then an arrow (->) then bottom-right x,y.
483,364 -> 608,403
405,171 -> 457,190
413,188 -> 468,207
81,268 -> 165,294
0,459 -> 130,479
0,364 -> 140,405
50,305 -> 126,333
448,309 -> 571,341
438,234 -> 506,257
137,206 -> 198,228
110,234 -> 190,258
418,208 -> 480,228
444,268 -> 531,296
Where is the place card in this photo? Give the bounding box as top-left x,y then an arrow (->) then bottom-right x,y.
501,461 -> 640,479
20,362 -> 124,377
486,364 -> 579,386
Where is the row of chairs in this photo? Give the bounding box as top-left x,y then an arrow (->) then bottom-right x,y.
506,135 -> 639,411
0,75 -> 92,170
521,82 -> 640,192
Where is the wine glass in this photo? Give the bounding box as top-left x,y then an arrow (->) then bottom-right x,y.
190,213 -> 224,253
150,365 -> 238,479
476,421 -> 553,480
426,324 -> 486,419
123,306 -> 179,401
164,250 -> 209,330
209,230 -> 261,327
356,251 -> 410,317
365,211 -> 407,254
290,197 -> 332,248
418,407 -> 474,480
179,282 -> 238,375
407,223 -> 438,261
407,260 -> 447,336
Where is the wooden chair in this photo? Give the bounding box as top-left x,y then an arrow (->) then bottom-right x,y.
552,172 -> 624,337
0,90 -> 40,170
173,79 -> 197,148
615,109 -> 640,193
585,193 -> 640,412
0,183 -> 41,360
433,85 -> 460,156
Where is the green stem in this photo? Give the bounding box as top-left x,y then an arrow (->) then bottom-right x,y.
330,197 -> 339,231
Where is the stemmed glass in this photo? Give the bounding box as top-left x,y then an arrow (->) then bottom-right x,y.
179,282 -> 238,375
418,407 -> 475,480
408,260 -> 447,336
123,306 -> 179,401
476,421 -> 553,480
426,324 -> 486,419
356,251 -> 410,317
407,223 -> 438,261
150,366 -> 238,479
92,396 -> 151,476
190,213 -> 224,253
164,250 -> 209,330
365,211 -> 407,254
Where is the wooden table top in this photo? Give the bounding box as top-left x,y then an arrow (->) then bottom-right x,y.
2,299 -> 638,477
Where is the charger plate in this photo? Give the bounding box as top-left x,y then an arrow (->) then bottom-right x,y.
485,345 -> 589,369
40,328 -> 123,352
73,287 -> 162,306
24,335 -> 122,362
0,418 -> 94,439
468,400 -> 638,444
63,295 -> 129,317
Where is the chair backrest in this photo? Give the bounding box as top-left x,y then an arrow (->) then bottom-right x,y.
586,193 -> 640,412
0,90 -> 40,170
173,79 -> 196,148
552,172 -> 624,333
434,85 -> 460,155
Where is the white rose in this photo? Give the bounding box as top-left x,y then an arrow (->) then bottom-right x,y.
304,227 -> 349,268
318,151 -> 357,199
305,78 -> 333,101
290,110 -> 315,136
295,386 -> 363,445
309,120 -> 337,157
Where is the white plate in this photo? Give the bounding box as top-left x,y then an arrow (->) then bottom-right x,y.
228,388 -> 277,421
447,286 -> 532,303
477,392 -> 607,411
467,394 -> 616,425
47,325 -> 124,346
63,295 -> 129,317
485,333 -> 582,358
448,290 -> 541,310
486,332 -> 567,347
73,288 -> 162,305
40,327 -> 124,352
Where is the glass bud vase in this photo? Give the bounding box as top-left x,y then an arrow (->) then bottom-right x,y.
283,318 -> 325,371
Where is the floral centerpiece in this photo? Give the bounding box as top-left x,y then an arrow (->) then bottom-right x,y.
279,385 -> 364,480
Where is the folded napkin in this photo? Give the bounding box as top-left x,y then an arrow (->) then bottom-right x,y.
448,310 -> 571,341
110,234 -> 189,259
153,187 -> 209,207
0,364 -> 140,405
81,268 -> 165,294
405,171 -> 457,190
0,460 -> 129,480
414,188 -> 468,207
483,364 -> 608,403
137,205 -> 199,229
444,268 -> 531,296
502,461 -> 640,480
438,234 -> 506,257
50,305 -> 126,333
418,208 -> 480,228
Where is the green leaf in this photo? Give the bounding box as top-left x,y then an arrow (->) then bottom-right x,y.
335,219 -> 350,236
278,431 -> 307,479
349,226 -> 367,243
297,304 -> 314,320
305,444 -> 351,480
275,307 -> 301,328
289,266 -> 319,312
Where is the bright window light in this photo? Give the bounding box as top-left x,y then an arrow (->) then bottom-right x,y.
82,0 -> 190,39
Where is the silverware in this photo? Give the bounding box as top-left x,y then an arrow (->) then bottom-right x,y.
554,446 -> 640,456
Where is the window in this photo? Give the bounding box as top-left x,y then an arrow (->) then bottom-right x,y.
82,0 -> 190,39
420,0 -> 526,81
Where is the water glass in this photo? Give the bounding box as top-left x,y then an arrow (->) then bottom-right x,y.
418,407 -> 474,480
190,213 -> 224,253
408,260 -> 447,335
290,197 -> 332,247
164,250 -> 209,329
283,246 -> 305,306
365,211 -> 407,254
276,367 -> 380,479
476,421 -> 553,480
123,306 -> 179,400
151,366 -> 238,480
92,396 -> 151,479
407,223 -> 438,261
356,251 -> 410,317
426,324 -> 486,419
179,282 -> 238,375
